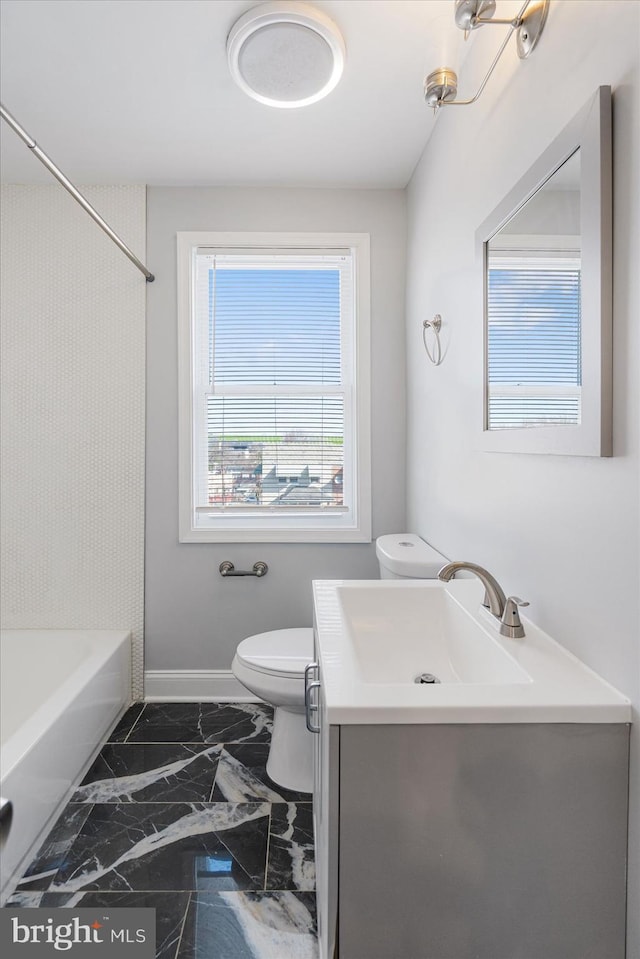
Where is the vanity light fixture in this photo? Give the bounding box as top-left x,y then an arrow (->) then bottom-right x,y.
227,1 -> 346,108
424,0 -> 549,111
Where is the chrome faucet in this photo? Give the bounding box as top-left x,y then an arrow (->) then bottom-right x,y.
438,561 -> 507,615
437,561 -> 529,638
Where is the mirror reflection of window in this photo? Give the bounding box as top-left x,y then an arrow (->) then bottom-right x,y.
486,150 -> 582,431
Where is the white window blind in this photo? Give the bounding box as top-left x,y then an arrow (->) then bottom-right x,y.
177,234 -> 370,543
487,255 -> 582,430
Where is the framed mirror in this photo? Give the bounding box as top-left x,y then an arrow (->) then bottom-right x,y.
477,86 -> 612,456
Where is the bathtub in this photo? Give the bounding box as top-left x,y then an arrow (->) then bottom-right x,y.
0,629 -> 131,900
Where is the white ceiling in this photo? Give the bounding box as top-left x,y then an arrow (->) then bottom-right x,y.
0,0 -> 472,188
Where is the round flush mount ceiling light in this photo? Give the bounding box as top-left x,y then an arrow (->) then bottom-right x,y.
227,1 -> 346,108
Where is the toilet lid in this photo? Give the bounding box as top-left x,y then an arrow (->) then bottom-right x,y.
235,627 -> 314,678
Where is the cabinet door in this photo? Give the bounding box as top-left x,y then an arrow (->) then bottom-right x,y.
337,723 -> 629,959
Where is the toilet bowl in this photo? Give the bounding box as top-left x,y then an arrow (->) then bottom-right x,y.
232,627 -> 315,792
231,534 -> 448,793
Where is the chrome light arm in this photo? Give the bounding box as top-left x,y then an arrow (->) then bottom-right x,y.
425,2 -> 549,110
455,0 -> 524,33
438,10 -> 523,107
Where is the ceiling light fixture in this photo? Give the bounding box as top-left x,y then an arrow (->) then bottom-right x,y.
424,0 -> 549,111
227,1 -> 346,108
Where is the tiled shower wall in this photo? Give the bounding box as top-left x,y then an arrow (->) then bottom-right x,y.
0,184 -> 146,696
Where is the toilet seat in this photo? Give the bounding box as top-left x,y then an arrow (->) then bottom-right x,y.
234,627 -> 314,679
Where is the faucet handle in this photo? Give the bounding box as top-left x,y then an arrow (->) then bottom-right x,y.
500,596 -> 530,639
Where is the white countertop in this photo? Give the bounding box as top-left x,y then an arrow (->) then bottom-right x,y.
312,579 -> 631,725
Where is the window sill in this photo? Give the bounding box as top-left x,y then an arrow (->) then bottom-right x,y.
179,526 -> 371,544
181,502 -> 371,543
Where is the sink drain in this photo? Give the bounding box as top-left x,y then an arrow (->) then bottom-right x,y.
415,672 -> 441,684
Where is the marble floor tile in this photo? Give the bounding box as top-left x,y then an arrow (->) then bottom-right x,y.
267,803 -> 315,891
5,701 -> 319,959
12,804 -> 94,891
125,703 -> 273,745
50,802 -> 270,894
70,743 -> 222,803
107,703 -> 146,743
4,890 -> 191,959
176,891 -> 317,959
212,745 -> 310,803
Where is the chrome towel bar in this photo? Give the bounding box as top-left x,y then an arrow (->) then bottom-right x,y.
219,561 -> 268,578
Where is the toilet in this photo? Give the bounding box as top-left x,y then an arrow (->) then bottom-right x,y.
231,533 -> 448,793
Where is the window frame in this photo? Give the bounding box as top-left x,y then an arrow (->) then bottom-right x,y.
177,231 -> 371,543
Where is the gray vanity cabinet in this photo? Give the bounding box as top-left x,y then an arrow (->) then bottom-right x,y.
314,716 -> 629,959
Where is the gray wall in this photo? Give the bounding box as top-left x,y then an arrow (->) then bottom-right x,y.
403,2 -> 639,954
146,187 -> 406,671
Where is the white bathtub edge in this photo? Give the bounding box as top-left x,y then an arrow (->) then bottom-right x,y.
0,631 -> 132,902
0,698 -> 132,905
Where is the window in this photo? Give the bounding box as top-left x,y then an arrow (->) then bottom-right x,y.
487,252 -> 581,430
177,232 -> 371,542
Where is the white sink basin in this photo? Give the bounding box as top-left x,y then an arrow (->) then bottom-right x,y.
312,579 -> 631,724
339,584 -> 531,685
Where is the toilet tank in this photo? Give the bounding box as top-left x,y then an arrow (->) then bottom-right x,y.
376,534 -> 448,579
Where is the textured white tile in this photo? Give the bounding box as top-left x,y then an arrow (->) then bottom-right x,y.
0,184 -> 146,696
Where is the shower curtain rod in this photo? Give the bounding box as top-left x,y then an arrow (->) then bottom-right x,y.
0,103 -> 154,282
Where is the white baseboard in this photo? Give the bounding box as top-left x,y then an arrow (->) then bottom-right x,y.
144,669 -> 260,703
